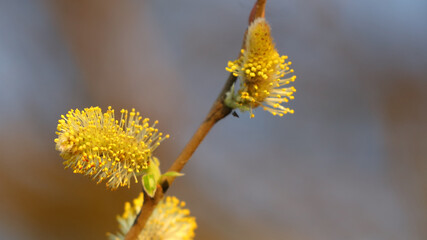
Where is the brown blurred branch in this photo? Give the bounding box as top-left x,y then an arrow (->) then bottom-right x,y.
124,1 -> 266,239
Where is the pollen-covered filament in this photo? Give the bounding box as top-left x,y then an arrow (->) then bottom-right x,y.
54,106 -> 169,189
225,17 -> 296,118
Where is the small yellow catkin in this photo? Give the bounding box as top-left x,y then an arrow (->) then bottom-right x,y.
108,193 -> 197,240
226,18 -> 296,118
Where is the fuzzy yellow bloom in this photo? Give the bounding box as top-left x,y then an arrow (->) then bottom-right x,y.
108,194 -> 197,240
54,106 -> 169,189
225,17 -> 296,118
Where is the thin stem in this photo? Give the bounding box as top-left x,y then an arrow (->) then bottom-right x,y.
124,186 -> 164,240
123,1 -> 267,238
163,73 -> 236,189
124,73 -> 236,240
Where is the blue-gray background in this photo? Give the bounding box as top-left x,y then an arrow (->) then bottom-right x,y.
1,0 -> 426,239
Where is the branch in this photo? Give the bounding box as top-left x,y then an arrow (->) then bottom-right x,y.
163,72 -> 236,190
124,1 -> 267,239
124,186 -> 164,240
124,73 -> 235,240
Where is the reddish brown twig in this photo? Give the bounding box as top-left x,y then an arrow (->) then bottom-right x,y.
124,1 -> 267,239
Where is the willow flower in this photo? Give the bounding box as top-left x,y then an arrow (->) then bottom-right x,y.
54,106 -> 169,189
108,193 -> 197,240
225,17 -> 296,118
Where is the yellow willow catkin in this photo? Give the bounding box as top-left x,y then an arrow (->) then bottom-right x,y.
108,194 -> 197,240
54,106 -> 169,189
225,17 -> 296,118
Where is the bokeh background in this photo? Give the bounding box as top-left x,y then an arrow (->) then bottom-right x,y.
1,0 -> 427,239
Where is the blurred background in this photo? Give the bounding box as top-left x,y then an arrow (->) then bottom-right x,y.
1,0 -> 426,239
